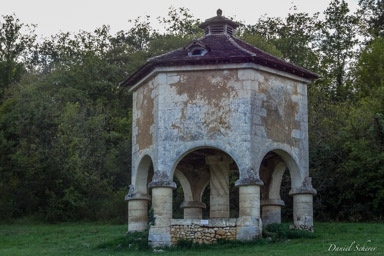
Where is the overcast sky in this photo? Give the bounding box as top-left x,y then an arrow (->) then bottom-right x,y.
2,0 -> 360,37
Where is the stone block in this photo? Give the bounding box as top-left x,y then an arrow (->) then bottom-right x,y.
236,216 -> 261,241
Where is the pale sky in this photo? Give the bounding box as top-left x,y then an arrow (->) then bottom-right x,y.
1,0 -> 360,37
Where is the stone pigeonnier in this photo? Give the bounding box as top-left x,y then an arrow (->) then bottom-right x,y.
122,10 -> 317,247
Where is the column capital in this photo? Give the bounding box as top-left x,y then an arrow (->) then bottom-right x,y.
148,180 -> 177,189
180,201 -> 206,209
261,199 -> 285,207
125,185 -> 151,201
148,170 -> 177,189
235,172 -> 264,187
125,193 -> 151,201
289,177 -> 317,196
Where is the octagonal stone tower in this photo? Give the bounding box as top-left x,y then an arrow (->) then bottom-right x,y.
122,10 -> 317,247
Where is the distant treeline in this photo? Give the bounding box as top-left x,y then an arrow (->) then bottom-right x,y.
0,0 -> 383,222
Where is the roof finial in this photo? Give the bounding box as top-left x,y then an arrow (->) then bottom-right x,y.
217,9 -> 222,16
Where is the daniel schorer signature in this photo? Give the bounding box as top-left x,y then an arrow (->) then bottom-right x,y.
328,240 -> 377,252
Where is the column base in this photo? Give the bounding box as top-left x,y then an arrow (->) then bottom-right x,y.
261,199 -> 284,226
236,216 -> 262,241
148,226 -> 172,247
126,194 -> 151,233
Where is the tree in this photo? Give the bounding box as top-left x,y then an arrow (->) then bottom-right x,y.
0,14 -> 36,99
158,7 -> 202,37
354,37 -> 384,97
358,0 -> 384,37
242,9 -> 320,71
319,0 -> 359,99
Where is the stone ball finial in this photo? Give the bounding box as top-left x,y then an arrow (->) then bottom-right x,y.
217,9 -> 223,16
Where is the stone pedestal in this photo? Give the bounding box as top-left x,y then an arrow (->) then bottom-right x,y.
235,176 -> 264,241
261,199 -> 285,226
180,201 -> 206,219
125,186 -> 151,233
148,180 -> 176,247
206,155 -> 232,218
291,193 -> 314,231
289,177 -> 317,231
127,198 -> 150,232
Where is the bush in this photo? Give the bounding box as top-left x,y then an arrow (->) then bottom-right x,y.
175,239 -> 194,248
263,223 -> 315,241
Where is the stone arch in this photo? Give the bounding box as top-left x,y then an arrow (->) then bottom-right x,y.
174,169 -> 193,202
268,162 -> 287,199
134,154 -> 154,195
171,145 -> 240,219
199,180 -> 210,202
170,144 -> 241,178
256,145 -> 303,189
258,148 -> 303,226
271,149 -> 301,189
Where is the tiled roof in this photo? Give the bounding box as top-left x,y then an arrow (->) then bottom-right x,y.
120,34 -> 318,87
199,14 -> 239,29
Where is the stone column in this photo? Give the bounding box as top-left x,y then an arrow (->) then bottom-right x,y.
206,155 -> 232,218
289,177 -> 317,231
125,185 -> 151,233
261,199 -> 285,226
180,201 -> 206,219
239,185 -> 261,218
235,174 -> 264,241
147,173 -> 176,247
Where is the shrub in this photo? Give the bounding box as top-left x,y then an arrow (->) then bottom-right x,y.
175,239 -> 194,248
263,223 -> 315,241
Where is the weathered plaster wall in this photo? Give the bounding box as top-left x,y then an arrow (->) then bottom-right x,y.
133,81 -> 155,152
131,76 -> 159,189
156,69 -> 252,177
131,66 -> 309,189
249,69 -> 309,188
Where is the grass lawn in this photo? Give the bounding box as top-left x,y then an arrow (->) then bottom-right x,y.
0,222 -> 383,256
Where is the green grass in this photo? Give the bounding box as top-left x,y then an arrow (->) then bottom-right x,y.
0,222 -> 383,255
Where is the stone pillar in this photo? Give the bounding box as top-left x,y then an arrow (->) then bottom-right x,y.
206,155 -> 232,218
125,185 -> 151,233
239,185 -> 260,218
147,173 -> 177,247
180,201 -> 206,219
289,177 -> 317,231
261,199 -> 285,226
235,174 -> 264,241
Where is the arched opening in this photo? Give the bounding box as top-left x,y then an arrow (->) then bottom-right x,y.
127,155 -> 154,232
172,147 -> 239,219
259,150 -> 301,226
135,155 -> 154,195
